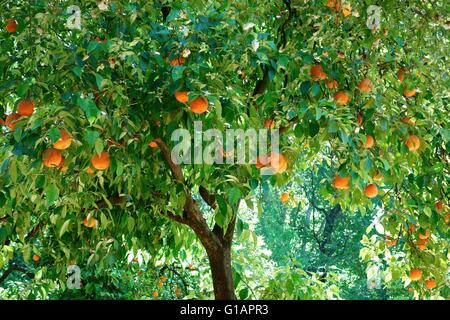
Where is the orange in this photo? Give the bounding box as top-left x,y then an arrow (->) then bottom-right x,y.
342,4 -> 351,17
91,151 -> 110,170
17,99 -> 35,116
32,254 -> 40,262
256,155 -> 270,169
53,129 -> 72,150
405,135 -> 420,152
332,174 -> 350,189
158,282 -> 163,288
263,119 -> 275,129
403,88 -> 417,97
42,148 -> 63,168
409,268 -> 422,281
175,287 -> 181,296
86,167 -> 94,174
174,91 -> 189,103
189,97 -> 208,114
362,135 -> 375,148
425,279 -> 436,289
160,276 -> 167,282
170,56 -> 185,66
310,64 -> 326,81
280,192 -> 289,203
418,230 -> 429,240
148,140 -> 158,148
386,237 -> 397,247
435,201 -> 444,211
326,79 -> 338,89
358,78 -> 373,93
397,68 -> 405,82
373,171 -> 383,182
445,213 -> 450,224
83,217 -> 98,228
269,153 -> 287,173
409,224 -> 416,233
152,291 -> 159,298
417,238 -> 427,251
401,117 -> 414,125
5,113 -> 21,130
357,114 -> 363,126
5,19 -> 17,33
364,184 -> 378,198
334,91 -> 350,105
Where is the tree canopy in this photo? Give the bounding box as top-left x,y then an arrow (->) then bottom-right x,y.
0,0 -> 449,300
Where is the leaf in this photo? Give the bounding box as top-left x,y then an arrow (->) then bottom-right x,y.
127,217 -> 135,232
94,138 -> 104,155
59,220 -> 71,237
45,184 -> 59,207
77,96 -> 100,124
228,187 -> 241,206
95,73 -> 104,90
85,130 -> 100,145
48,127 -> 61,143
239,287 -> 249,300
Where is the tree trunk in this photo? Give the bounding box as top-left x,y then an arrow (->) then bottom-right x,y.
205,243 -> 236,300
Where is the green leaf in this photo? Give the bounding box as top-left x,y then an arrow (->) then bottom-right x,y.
77,96 -> 100,124
85,130 -> 100,145
48,127 -> 61,143
228,187 -> 241,206
45,184 -> 59,207
59,220 -> 71,238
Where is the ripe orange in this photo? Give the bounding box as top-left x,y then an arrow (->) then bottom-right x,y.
32,254 -> 40,262
425,279 -> 436,289
175,287 -> 181,296
148,140 -> 158,148
342,4 -> 351,17
17,99 -> 35,116
373,171 -> 383,182
332,174 -> 350,189
358,78 -> 373,93
334,91 -> 350,105
269,153 -> 287,173
409,268 -> 422,281
42,148 -> 63,168
405,135 -> 420,152
310,64 -> 327,81
174,91 -> 189,103
397,68 -> 405,82
409,224 -> 416,233
86,167 -> 94,174
158,282 -> 163,288
256,155 -> 270,169
401,117 -> 414,125
5,19 -> 17,33
83,217 -> 98,228
417,238 -> 427,251
280,192 -> 289,203
189,97 -> 208,114
364,184 -> 378,198
160,276 -> 167,282
263,119 -> 275,129
326,79 -> 338,89
435,201 -> 444,211
357,114 -> 363,126
403,88 -> 417,97
418,230 -> 429,240
170,56 -> 185,66
386,237 -> 397,247
152,291 -> 159,298
362,135 -> 375,149
5,113 -> 21,130
91,151 -> 110,170
445,213 -> 450,224
53,129 -> 72,150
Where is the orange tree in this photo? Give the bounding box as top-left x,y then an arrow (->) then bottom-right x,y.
0,1 -> 448,299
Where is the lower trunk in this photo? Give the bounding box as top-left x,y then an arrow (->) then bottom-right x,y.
206,244 -> 236,300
